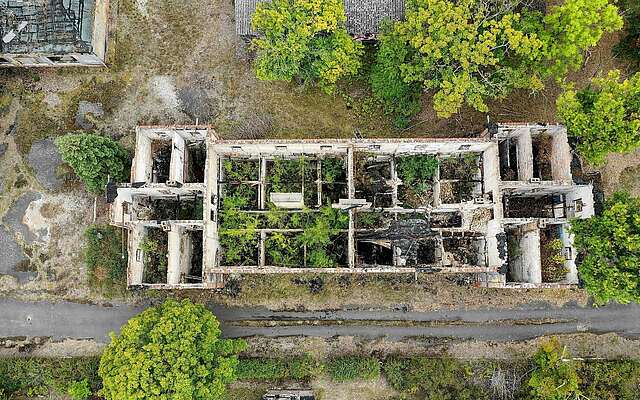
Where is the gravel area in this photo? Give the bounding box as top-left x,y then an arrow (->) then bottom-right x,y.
0,225 -> 33,283
26,139 -> 63,191
2,191 -> 42,244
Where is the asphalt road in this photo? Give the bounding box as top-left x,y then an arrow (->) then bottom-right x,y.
0,298 -> 639,343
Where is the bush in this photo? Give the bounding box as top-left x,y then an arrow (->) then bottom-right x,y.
67,379 -> 91,400
0,357 -> 100,398
527,338 -> 581,400
557,70 -> 640,165
99,299 -> 246,400
396,155 -> 439,186
382,357 -> 486,399
237,359 -> 289,381
236,356 -> 319,381
578,359 -> 640,399
55,133 -> 129,194
85,224 -> 127,291
327,356 -> 380,382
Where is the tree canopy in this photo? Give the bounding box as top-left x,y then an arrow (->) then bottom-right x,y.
252,0 -> 363,93
557,70 -> 640,165
98,299 -> 246,400
371,0 -> 623,119
571,192 -> 640,305
55,133 -> 129,194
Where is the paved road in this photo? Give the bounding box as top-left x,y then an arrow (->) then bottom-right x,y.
0,299 -> 639,343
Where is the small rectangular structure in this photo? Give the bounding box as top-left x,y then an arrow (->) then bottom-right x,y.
0,0 -> 109,67
263,389 -> 315,400
110,123 -> 594,289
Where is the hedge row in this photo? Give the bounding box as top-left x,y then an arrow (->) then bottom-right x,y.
236,355 -> 320,381
237,355 -> 381,383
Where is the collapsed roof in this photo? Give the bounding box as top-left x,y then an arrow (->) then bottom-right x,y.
1,0 -> 92,53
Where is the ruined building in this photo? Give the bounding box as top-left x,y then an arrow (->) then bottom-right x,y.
109,124 -> 594,289
236,0 -> 405,39
0,0 -> 108,67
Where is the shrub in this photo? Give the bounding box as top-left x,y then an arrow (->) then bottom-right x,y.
55,133 -> 129,194
85,224 -> 127,291
327,356 -> 380,382
67,379 -> 91,400
578,359 -> 640,399
0,357 -> 100,398
252,0 -> 363,93
98,299 -> 246,400
236,358 -> 289,381
557,70 -> 640,165
528,338 -> 581,400
396,155 -> 438,186
571,192 -> 640,304
382,357 -> 485,399
236,355 -> 320,381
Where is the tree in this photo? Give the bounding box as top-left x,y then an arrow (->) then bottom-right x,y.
372,0 -> 547,118
557,70 -> 640,165
369,24 -> 422,127
371,0 -> 623,119
615,0 -> 640,67
571,192 -> 640,305
98,299 -> 246,400
541,0 -> 624,78
252,0 -> 363,93
528,338 -> 581,400
55,133 -> 129,194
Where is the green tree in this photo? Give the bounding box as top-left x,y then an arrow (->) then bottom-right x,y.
528,338 -> 581,400
371,0 -> 623,119
372,0 -> 546,118
55,133 -> 129,194
615,0 -> 640,67
98,299 -> 246,400
541,0 -> 623,78
557,70 -> 640,165
252,0 -> 363,93
571,192 -> 640,305
369,24 -> 422,127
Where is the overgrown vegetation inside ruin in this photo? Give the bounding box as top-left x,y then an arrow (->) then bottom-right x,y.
140,228 -> 168,283
219,156 -> 350,267
540,234 -> 568,283
85,225 -> 127,293
397,155 -> 438,208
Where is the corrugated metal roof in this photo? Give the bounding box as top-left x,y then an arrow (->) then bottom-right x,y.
235,0 -> 405,36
